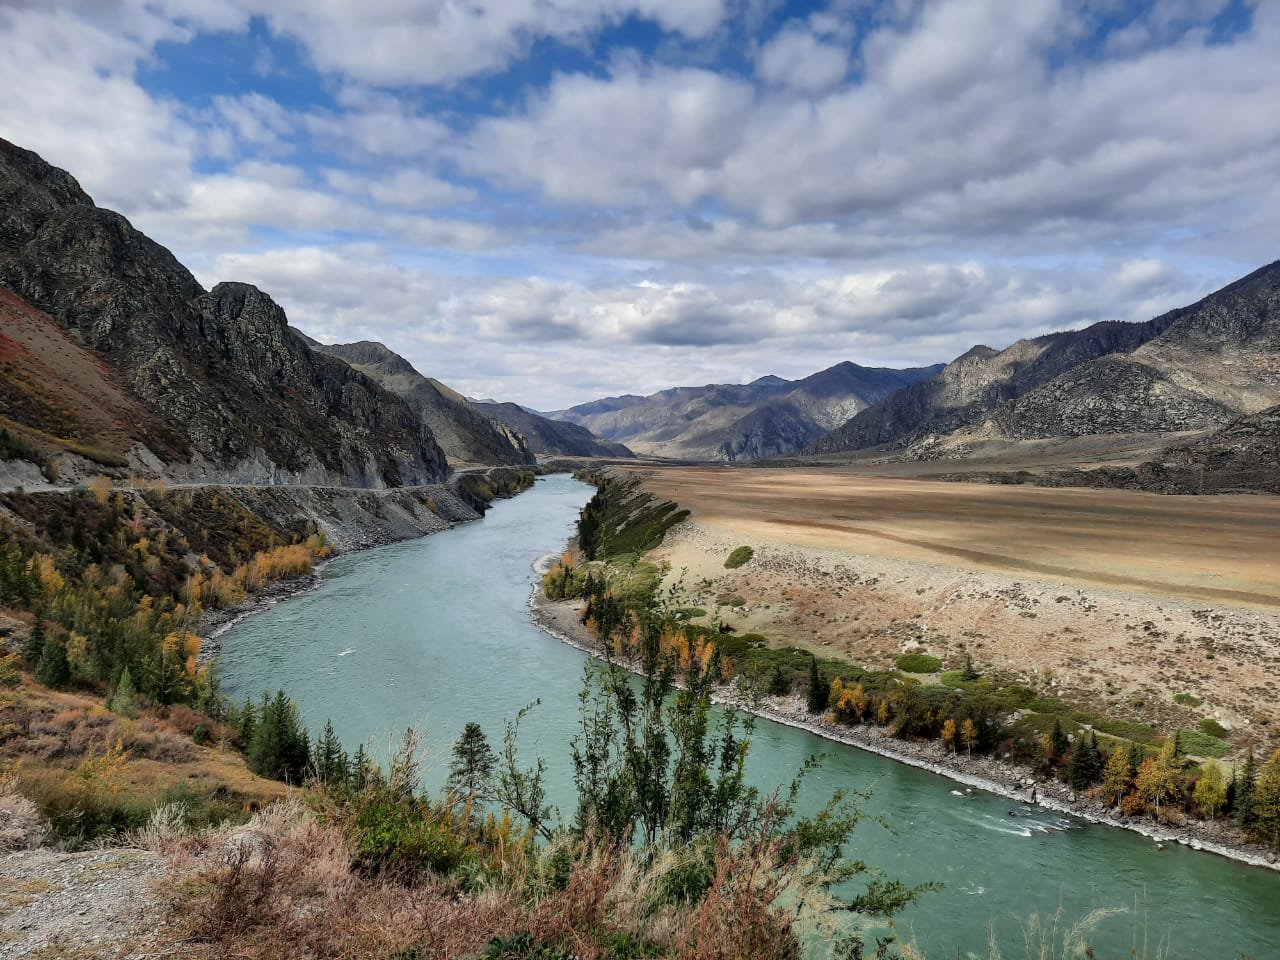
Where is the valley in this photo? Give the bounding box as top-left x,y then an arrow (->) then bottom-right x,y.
630,464 -> 1280,736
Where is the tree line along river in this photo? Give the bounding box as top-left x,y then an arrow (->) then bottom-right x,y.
216,474 -> 1280,959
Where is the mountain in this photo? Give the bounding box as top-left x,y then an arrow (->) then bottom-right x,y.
472,402 -> 635,459
312,341 -> 534,467
811,261 -> 1280,459
0,138 -> 448,487
552,361 -> 943,461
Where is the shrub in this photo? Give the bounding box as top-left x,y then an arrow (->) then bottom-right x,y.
1198,717 -> 1230,740
723,546 -> 754,569
1173,692 -> 1202,707
895,653 -> 941,674
1175,728 -> 1229,759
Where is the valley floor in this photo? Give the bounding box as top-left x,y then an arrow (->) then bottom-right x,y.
624,465 -> 1280,737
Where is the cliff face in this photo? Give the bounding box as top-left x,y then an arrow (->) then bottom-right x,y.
812,261 -> 1280,457
0,138 -> 448,487
314,340 -> 535,468
554,361 -> 941,461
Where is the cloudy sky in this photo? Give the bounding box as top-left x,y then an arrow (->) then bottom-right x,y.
2,0 -> 1277,408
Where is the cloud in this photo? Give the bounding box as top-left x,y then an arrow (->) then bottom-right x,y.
755,26 -> 850,95
257,0 -> 728,86
0,0 -> 1275,409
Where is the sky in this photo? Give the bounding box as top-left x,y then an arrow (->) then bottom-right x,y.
1,0 -> 1278,409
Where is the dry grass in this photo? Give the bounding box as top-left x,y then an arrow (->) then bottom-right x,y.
151,795 -> 819,960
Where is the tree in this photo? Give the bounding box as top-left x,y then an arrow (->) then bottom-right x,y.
1193,760 -> 1227,820
23,614 -> 45,664
108,666 -> 140,718
1236,749 -> 1259,829
313,719 -> 349,787
35,639 -> 70,689
1102,746 -> 1135,807
1135,739 -> 1182,820
1248,750 -> 1280,849
1067,731 -> 1103,791
447,721 -> 497,804
349,743 -> 376,791
961,653 -> 979,682
806,656 -> 829,714
941,718 -> 958,754
247,690 -> 310,783
961,717 -> 979,760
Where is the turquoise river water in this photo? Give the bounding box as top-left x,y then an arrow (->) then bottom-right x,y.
217,474 -> 1279,958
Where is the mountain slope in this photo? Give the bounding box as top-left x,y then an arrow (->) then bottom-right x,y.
812,261 -> 1280,458
472,401 -> 635,459
313,341 -> 534,467
554,361 -> 942,461
0,137 -> 447,487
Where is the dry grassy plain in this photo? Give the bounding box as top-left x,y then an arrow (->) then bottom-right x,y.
625,465 -> 1280,737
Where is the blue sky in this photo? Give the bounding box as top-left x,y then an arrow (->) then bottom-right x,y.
2,0 -> 1278,407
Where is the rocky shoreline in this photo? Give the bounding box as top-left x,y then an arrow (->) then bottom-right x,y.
528,588 -> 1280,874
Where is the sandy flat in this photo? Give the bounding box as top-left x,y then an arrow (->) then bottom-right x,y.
624,465 -> 1280,737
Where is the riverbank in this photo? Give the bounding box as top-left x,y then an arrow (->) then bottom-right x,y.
529,587 -> 1280,874
196,472 -> 537,658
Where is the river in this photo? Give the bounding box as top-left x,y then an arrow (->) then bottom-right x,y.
216,474 -> 1280,959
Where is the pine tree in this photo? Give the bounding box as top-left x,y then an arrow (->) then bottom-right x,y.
108,666 -> 140,718
35,639 -> 70,689
1068,731 -> 1103,791
806,656 -> 829,714
237,696 -> 257,750
961,653 -> 979,681
448,721 -> 497,804
314,719 -> 348,787
349,743 -> 376,791
1236,749 -> 1259,830
247,691 -> 310,783
24,614 -> 45,664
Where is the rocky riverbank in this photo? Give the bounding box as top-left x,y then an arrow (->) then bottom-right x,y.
529,589 -> 1280,874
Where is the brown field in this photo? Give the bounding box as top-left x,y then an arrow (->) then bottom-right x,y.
624,465 -> 1280,737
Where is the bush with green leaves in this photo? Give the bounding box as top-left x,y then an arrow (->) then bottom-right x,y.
723,546 -> 754,569
895,653 -> 942,673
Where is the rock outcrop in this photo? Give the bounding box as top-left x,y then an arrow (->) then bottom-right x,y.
0,138 -> 448,487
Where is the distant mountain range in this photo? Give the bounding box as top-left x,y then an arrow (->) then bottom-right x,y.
551,361 -> 943,461
471,402 -> 635,459
810,261 -> 1280,470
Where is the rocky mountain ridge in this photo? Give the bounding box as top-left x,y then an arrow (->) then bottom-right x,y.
0,138 -> 448,488
472,401 -> 635,459
553,360 -> 942,461
811,260 -> 1280,460
313,340 -> 535,467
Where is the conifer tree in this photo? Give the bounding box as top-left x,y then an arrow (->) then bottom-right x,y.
1236,749 -> 1259,830
1249,750 -> 1280,849
314,719 -> 348,786
448,721 -> 497,804
247,690 -> 310,782
24,614 -> 45,664
1068,731 -> 1103,790
350,743 -> 375,791
35,639 -> 70,689
109,666 -> 140,718
237,696 -> 257,750
806,656 -> 829,714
